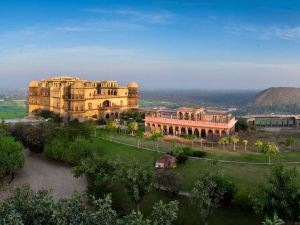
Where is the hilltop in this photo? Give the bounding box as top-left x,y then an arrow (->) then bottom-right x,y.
250,87 -> 300,106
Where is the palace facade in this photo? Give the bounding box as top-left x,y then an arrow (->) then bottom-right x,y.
28,76 -> 139,121
145,107 -> 236,138
245,115 -> 300,127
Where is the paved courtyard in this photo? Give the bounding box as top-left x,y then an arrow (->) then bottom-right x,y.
0,150 -> 87,201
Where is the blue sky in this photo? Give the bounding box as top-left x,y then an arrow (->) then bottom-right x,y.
1,0 -> 300,89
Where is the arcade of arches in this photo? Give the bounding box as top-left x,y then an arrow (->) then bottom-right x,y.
145,107 -> 236,138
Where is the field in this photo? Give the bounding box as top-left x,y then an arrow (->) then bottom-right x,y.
94,138 -> 264,225
0,100 -> 27,119
94,129 -> 300,224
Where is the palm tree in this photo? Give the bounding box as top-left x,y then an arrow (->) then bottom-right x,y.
230,137 -> 239,151
260,142 -> 280,165
128,121 -> 138,136
243,139 -> 248,152
254,140 -> 263,152
218,137 -> 229,150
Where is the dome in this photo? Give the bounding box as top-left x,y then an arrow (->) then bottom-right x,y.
127,81 -> 139,88
29,81 -> 39,88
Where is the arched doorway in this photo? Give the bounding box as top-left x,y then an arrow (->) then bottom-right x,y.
169,126 -> 174,135
181,127 -> 187,135
115,112 -> 119,119
103,100 -> 111,107
188,128 -> 193,135
194,128 -> 200,138
201,129 -> 206,138
106,114 -> 110,119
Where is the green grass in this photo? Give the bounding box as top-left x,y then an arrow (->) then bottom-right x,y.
94,138 -> 267,224
0,100 -> 27,119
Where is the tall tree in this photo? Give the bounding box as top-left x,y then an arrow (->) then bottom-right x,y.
254,140 -> 263,152
243,139 -> 248,152
191,173 -> 226,225
128,121 -> 138,136
260,142 -> 279,165
136,129 -> 145,149
252,164 -> 300,224
121,162 -> 154,210
230,137 -> 239,151
150,200 -> 179,225
0,136 -> 25,182
218,137 -> 229,150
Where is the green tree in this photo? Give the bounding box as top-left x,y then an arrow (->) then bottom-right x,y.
252,164 -> 300,224
156,170 -> 182,194
120,210 -> 151,225
0,186 -> 54,225
262,213 -> 284,225
218,137 -> 229,150
285,136 -> 294,151
235,117 -> 249,132
191,173 -> 226,225
151,130 -> 163,151
73,156 -> 120,197
121,162 -> 154,210
106,120 -> 118,140
136,129 -> 145,149
51,194 -> 87,225
260,142 -> 279,165
88,194 -> 118,225
254,140 -> 263,152
151,200 -> 179,225
0,136 -> 25,181
230,137 -> 239,151
128,121 -> 138,136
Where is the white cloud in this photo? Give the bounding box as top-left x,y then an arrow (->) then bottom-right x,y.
85,8 -> 175,25
225,24 -> 300,41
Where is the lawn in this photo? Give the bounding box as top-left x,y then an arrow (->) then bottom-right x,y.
94,138 -> 268,225
0,100 -> 27,119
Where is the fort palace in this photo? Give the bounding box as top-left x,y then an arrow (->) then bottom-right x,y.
145,107 -> 236,138
28,76 -> 139,121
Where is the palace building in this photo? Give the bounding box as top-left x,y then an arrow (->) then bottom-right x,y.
145,107 -> 236,138
28,76 -> 139,121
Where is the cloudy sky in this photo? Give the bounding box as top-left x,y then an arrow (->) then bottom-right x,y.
1,0 -> 300,89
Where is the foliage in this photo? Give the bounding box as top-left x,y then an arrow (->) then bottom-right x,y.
284,136 -> 294,150
251,164 -> 300,224
120,109 -> 145,123
262,213 -> 284,225
191,172 -> 234,225
0,136 -> 25,179
169,148 -> 188,164
63,120 -> 96,140
36,109 -> 62,123
229,137 -> 239,151
235,118 -> 249,132
150,200 -> 179,225
0,186 -> 54,225
44,137 -> 95,164
0,187 -> 118,225
119,210 -> 151,225
260,142 -> 279,165
73,156 -> 120,197
106,120 -> 118,134
128,121 -> 138,135
121,162 -> 154,210
254,140 -> 263,152
218,137 -> 229,150
156,170 -> 182,194
51,193 -> 87,225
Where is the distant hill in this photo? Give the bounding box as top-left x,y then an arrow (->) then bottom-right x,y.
250,87 -> 300,106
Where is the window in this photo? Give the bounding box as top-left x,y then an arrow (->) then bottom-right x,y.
88,103 -> 92,110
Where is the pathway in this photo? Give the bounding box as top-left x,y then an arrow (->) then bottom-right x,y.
0,150 -> 87,201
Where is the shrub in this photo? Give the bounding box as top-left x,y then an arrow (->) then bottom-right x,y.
170,148 -> 188,164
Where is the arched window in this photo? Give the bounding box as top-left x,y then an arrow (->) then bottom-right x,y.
103,100 -> 110,107
114,90 -> 117,95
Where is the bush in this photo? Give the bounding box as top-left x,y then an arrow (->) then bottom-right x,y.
156,170 -> 182,195
44,137 -> 94,164
215,177 -> 237,206
182,147 -> 206,158
170,148 -> 188,164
